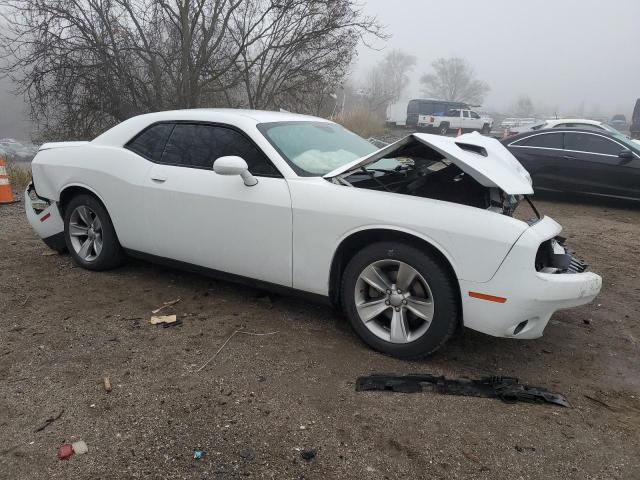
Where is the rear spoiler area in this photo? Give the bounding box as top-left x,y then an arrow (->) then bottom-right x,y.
39,141 -> 90,151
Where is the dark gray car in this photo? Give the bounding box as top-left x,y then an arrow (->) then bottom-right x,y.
502,128 -> 640,199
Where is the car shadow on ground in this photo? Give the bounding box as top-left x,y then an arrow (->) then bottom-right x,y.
121,255 -> 551,377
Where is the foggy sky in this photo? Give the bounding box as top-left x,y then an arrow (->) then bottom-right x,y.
354,0 -> 640,118
1,0 -> 639,139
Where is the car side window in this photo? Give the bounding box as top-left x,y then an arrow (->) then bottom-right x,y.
161,124 -> 281,177
463,110 -> 470,118
447,109 -> 460,117
126,123 -> 174,162
564,133 -> 621,155
470,111 -> 480,119
521,133 -> 563,149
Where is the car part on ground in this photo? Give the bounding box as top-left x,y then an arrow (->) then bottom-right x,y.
355,373 -> 571,407
24,109 -> 602,358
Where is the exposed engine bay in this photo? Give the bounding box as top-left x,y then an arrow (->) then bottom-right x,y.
336,138 -> 528,217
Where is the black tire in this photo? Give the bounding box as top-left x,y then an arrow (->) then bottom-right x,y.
438,123 -> 449,136
341,242 -> 459,358
481,123 -> 491,134
63,193 -> 126,270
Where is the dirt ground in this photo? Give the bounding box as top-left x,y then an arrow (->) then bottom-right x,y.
1,191 -> 639,480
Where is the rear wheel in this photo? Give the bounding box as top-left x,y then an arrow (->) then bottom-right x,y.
439,124 -> 449,135
341,242 -> 459,358
63,194 -> 125,270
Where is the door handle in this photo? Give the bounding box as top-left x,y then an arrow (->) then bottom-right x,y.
150,173 -> 168,182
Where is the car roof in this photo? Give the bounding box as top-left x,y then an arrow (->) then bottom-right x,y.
92,108 -> 328,146
502,127 -> 613,143
545,118 -> 603,126
502,127 -> 640,150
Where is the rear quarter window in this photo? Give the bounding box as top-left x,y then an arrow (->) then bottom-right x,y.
126,123 -> 174,162
514,132 -> 563,149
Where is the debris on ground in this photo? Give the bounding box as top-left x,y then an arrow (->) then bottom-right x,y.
151,298 -> 181,314
57,444 -> 74,460
584,394 -> 613,410
193,448 -> 205,460
162,319 -> 183,328
195,329 -> 279,372
72,440 -> 88,455
300,449 -> 316,461
461,449 -> 481,463
41,250 -> 59,256
33,409 -> 64,433
515,445 -> 536,453
150,314 -> 177,325
355,374 -> 571,407
103,376 -> 112,393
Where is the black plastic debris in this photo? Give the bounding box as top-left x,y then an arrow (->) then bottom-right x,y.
300,449 -> 316,461
355,374 -> 571,407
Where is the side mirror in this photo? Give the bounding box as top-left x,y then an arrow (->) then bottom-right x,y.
618,150 -> 634,163
213,156 -> 258,186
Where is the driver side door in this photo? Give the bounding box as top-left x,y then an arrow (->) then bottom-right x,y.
142,122 -> 293,287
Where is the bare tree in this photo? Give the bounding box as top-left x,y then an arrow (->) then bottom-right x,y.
513,95 -> 535,117
230,0 -> 384,115
420,57 -> 489,104
0,0 -> 383,139
360,49 -> 416,118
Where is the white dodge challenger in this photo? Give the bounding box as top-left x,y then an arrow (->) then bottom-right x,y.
25,109 -> 602,357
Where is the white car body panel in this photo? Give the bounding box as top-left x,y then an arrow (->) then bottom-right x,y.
143,164 -> 293,286
25,108 -> 602,342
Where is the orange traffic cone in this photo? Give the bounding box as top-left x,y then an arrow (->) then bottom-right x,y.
0,157 -> 16,204
457,128 -> 463,136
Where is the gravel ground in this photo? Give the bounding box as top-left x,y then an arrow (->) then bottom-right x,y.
1,191 -> 639,480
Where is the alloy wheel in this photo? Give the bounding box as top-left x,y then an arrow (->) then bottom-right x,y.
354,259 -> 435,344
68,205 -> 103,262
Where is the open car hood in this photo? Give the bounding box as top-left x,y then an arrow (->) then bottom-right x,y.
324,132 -> 534,195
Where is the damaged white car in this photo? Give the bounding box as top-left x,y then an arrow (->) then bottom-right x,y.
25,109 -> 602,358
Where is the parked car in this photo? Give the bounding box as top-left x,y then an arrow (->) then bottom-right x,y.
416,108 -> 492,135
500,117 -> 538,129
405,99 -> 469,127
0,138 -> 39,161
24,110 -> 601,358
631,99 -> 640,140
508,118 -> 625,136
503,127 -> 640,199
610,114 -> 628,130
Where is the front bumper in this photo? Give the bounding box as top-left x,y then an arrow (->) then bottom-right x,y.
460,216 -> 602,339
25,183 -> 66,251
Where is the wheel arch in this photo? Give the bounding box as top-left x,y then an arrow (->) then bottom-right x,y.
328,227 -> 461,311
57,184 -> 123,242
58,183 -> 108,217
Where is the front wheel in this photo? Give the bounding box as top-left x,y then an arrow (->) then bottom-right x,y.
341,242 -> 459,358
481,124 -> 491,134
63,194 -> 125,270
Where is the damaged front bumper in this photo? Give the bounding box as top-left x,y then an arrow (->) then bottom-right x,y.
24,182 -> 66,251
460,216 -> 602,339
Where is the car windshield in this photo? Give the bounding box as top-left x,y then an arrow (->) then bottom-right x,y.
258,121 -> 379,176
